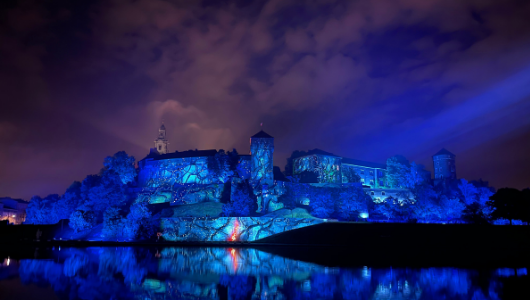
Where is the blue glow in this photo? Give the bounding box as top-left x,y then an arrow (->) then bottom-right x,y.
6,246 -> 518,300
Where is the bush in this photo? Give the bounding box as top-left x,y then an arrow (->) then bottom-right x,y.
123,202 -> 157,240
69,207 -> 97,232
309,193 -> 335,218
102,207 -> 124,239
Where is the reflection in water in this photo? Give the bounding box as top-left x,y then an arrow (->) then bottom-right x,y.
0,247 -> 526,299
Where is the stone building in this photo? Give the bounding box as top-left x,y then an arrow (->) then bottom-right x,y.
433,148 -> 456,184
0,197 -> 28,224
292,149 -> 388,189
137,124 -> 452,212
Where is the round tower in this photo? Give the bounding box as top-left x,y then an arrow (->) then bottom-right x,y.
433,148 -> 456,181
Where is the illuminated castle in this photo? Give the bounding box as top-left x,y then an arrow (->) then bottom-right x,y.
138,124 -> 454,210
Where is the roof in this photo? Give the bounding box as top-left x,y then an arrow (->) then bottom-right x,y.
153,149 -> 218,160
251,130 -> 273,138
306,148 -> 340,157
341,157 -> 386,169
160,123 -> 166,130
0,197 -> 27,204
433,148 -> 455,157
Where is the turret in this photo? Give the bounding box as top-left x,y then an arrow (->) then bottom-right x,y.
250,130 -> 274,183
154,123 -> 169,154
433,148 -> 456,181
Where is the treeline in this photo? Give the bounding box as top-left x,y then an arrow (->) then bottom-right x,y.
24,151 -> 157,239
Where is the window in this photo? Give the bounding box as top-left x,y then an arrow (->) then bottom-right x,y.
370,170 -> 374,175
371,191 -> 375,195
382,191 -> 386,196
158,145 -> 161,150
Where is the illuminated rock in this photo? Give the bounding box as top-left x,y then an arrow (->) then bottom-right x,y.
160,217 -> 324,242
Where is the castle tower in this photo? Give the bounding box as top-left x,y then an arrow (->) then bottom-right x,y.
433,148 -> 456,181
154,123 -> 169,154
250,130 -> 274,183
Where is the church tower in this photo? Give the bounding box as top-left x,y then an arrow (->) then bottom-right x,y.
154,123 -> 169,154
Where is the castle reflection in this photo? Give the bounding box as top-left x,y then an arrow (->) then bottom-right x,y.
0,247 -> 524,299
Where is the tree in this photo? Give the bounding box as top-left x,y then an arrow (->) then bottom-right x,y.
406,162 -> 428,188
488,188 -> 523,225
103,151 -> 137,185
26,194 -> 61,224
84,170 -> 128,217
411,186 -> 442,221
438,196 -> 465,221
338,184 -> 370,221
458,179 -> 478,205
309,192 -> 335,218
59,181 -> 83,218
25,196 -> 47,224
463,203 -> 490,225
373,199 -> 396,220
123,201 -> 156,240
69,206 -> 97,232
102,207 -> 124,239
386,155 -> 410,188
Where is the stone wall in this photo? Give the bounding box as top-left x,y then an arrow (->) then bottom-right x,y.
160,217 -> 323,242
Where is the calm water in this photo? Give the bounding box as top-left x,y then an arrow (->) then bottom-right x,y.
0,246 -> 527,299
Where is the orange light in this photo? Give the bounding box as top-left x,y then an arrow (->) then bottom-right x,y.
228,219 -> 239,242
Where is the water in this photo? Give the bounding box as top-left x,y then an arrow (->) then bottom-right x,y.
0,246 -> 527,299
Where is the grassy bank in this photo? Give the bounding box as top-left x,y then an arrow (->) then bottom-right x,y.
252,222 -> 530,267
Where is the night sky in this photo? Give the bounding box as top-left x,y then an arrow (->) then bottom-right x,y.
1,0 -> 530,200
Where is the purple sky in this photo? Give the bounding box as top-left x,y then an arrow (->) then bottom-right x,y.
1,0 -> 530,200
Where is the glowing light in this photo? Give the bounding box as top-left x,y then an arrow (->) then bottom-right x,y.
359,212 -> 369,219
229,248 -> 238,272
229,219 -> 239,242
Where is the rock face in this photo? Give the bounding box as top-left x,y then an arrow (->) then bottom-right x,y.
161,217 -> 324,242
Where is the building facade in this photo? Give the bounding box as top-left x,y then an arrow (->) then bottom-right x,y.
0,197 -> 28,224
292,150 -> 388,189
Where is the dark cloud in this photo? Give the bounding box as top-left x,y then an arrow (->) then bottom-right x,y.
1,0 -> 530,199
